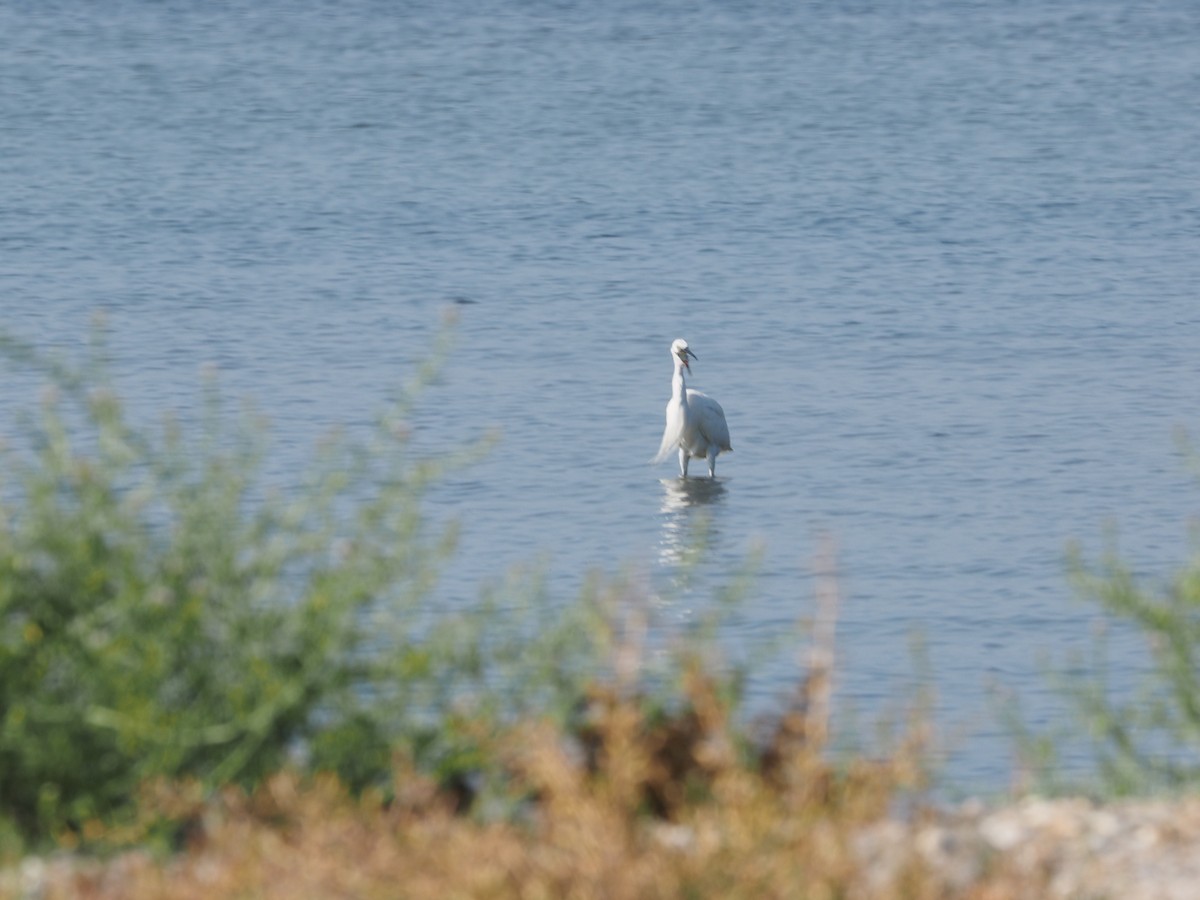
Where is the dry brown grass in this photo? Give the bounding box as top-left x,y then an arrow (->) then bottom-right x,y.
6,547 -> 1053,899
37,679 -> 931,900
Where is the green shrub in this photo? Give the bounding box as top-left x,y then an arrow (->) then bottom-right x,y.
1055,532 -> 1200,794
1012,458 -> 1200,797
0,322 -> 491,841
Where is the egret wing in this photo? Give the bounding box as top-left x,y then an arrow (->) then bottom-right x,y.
686,390 -> 732,451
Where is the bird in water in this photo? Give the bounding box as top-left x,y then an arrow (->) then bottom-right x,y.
653,338 -> 732,478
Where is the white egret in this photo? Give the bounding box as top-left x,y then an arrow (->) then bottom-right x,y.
652,338 -> 732,478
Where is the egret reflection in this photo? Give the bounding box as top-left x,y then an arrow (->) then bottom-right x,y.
656,476 -> 727,568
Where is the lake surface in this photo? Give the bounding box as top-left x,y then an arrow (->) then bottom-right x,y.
3,0 -> 1199,791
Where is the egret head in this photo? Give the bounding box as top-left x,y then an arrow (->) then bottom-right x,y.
671,338 -> 697,372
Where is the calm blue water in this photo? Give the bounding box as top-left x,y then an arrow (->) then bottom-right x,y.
4,0 -> 1199,791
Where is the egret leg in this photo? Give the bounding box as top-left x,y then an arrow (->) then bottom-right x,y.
707,446 -> 717,478
678,447 -> 689,478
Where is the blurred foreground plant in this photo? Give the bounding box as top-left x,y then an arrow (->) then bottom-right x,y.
1012,438 -> 1200,795
0,321 -> 504,843
23,545 -> 936,900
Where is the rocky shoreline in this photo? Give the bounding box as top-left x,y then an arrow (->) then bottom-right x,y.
7,794 -> 1200,898
856,795 -> 1200,898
